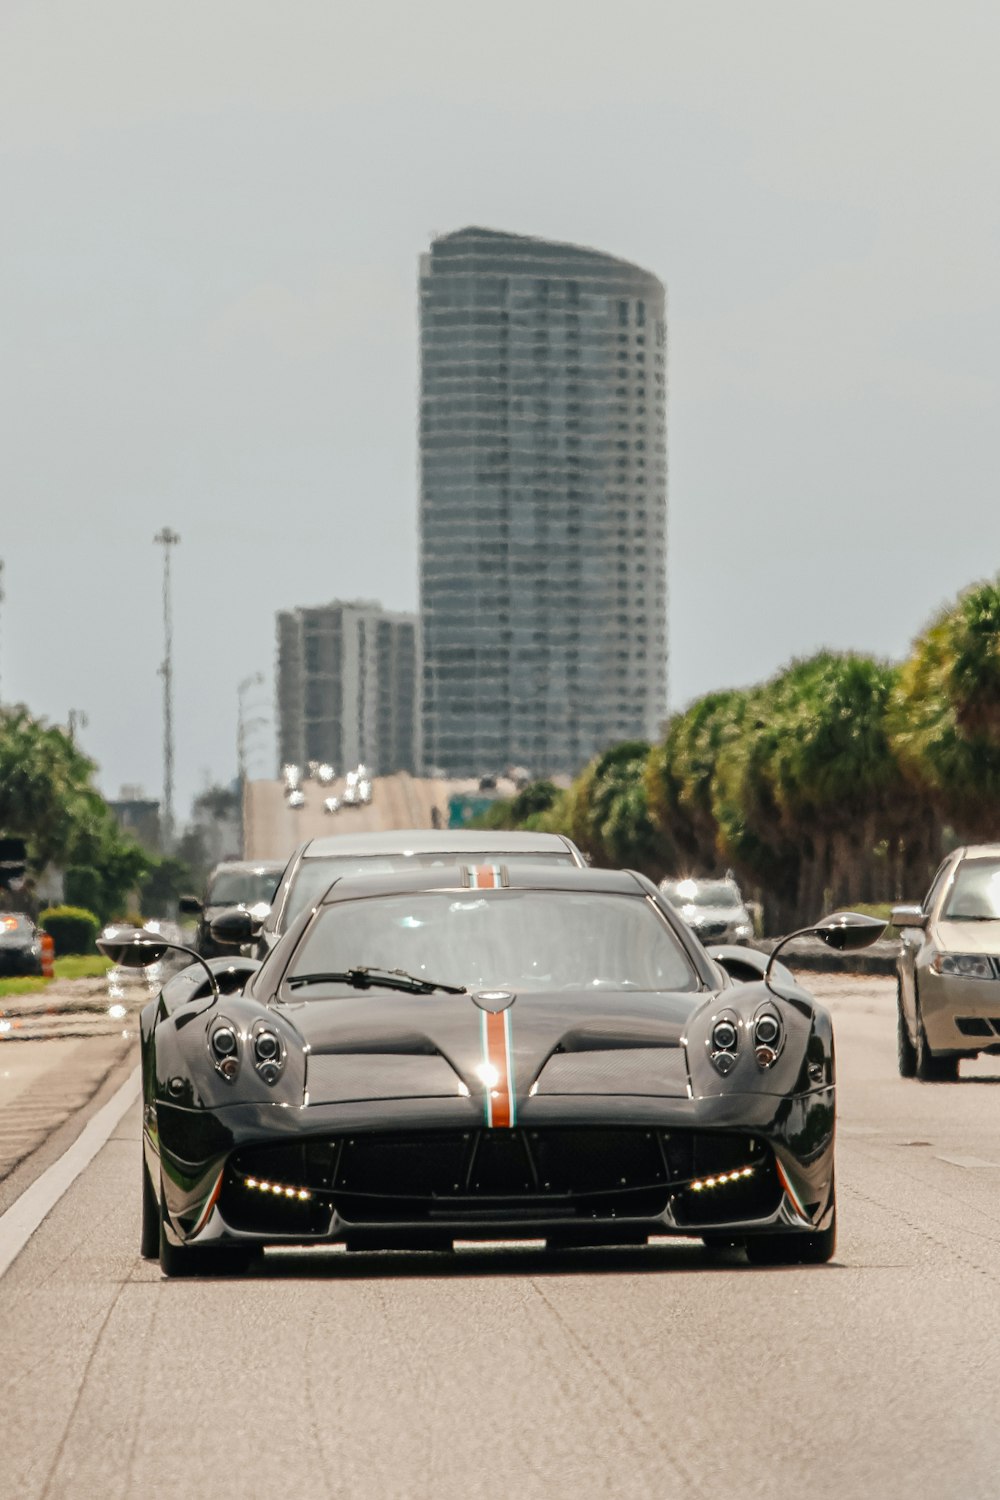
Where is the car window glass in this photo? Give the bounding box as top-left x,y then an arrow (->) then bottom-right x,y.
661,880 -> 743,911
207,868 -> 282,906
942,859 -> 1000,920
285,890 -> 698,995
282,851 -> 575,929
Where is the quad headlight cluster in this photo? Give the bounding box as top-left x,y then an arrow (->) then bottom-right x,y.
708,1006 -> 785,1074
709,1012 -> 741,1075
208,1017 -> 286,1086
752,1009 -> 783,1068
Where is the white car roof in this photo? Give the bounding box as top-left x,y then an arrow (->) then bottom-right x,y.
301,829 -> 581,860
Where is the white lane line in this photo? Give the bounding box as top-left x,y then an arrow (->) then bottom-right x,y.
935,1154 -> 999,1170
0,1065 -> 140,1280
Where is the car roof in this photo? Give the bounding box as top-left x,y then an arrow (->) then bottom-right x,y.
954,845 -> 1000,860
206,864 -> 284,876
320,865 -> 645,904
301,829 -> 580,859
208,859 -> 285,873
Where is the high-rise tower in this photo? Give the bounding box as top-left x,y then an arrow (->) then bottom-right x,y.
419,227 -> 667,777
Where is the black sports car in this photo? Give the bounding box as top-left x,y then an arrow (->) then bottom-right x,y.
108,867 -> 881,1276
179,860 -> 285,958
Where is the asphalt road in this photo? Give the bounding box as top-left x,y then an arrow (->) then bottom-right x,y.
2,973 -> 999,1500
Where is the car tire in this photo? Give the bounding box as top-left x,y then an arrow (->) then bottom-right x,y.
746,1177 -> 837,1266
158,1188 -> 253,1278
701,1233 -> 744,1253
745,1213 -> 836,1266
897,982 -> 917,1078
915,1004 -> 960,1082
140,1155 -> 160,1259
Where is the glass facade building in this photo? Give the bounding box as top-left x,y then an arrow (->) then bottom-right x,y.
276,601 -> 418,776
419,227 -> 667,778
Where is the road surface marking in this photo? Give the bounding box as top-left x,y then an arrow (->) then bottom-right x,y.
0,1065 -> 140,1279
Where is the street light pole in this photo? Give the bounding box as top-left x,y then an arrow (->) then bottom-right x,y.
154,527 -> 180,851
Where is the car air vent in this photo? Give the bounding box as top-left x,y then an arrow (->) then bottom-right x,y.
306,1053 -> 465,1105
534,1048 -> 689,1097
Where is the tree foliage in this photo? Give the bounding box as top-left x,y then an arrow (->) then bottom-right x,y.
0,706 -> 152,918
468,573 -> 1000,930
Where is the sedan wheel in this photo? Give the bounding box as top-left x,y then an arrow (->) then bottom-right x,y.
915,1006 -> 960,1082
897,983 -> 917,1078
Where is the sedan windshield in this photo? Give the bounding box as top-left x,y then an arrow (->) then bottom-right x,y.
282,850 -> 576,928
661,880 -> 743,911
943,859 -> 1000,920
285,890 -> 698,996
207,868 -> 282,907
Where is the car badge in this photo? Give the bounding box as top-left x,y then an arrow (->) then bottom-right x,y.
471,989 -> 516,1013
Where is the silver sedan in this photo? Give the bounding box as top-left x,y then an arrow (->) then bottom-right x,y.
894,844 -> 1000,1081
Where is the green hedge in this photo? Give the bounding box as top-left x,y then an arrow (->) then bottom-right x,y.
38,904 -> 101,956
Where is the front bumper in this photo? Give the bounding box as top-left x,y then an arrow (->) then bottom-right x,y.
919,967 -> 1000,1053
152,1087 -> 835,1251
0,947 -> 42,977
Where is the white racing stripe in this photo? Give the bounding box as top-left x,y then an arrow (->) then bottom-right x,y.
0,1065 -> 140,1280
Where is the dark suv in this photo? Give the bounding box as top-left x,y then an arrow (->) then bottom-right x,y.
0,912 -> 44,976
179,861 -> 284,957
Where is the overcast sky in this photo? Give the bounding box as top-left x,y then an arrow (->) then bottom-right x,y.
2,0 -> 998,816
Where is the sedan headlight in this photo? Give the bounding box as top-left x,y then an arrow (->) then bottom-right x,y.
931,953 -> 997,980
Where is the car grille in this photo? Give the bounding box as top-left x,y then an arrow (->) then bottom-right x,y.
696,920 -> 730,939
220,1128 -> 782,1232
955,1016 -> 1000,1038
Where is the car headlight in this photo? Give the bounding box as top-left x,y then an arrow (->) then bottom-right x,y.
733,923 -> 753,940
931,953 -> 996,980
208,1018 -> 241,1080
752,1007 -> 784,1067
250,1020 -> 286,1085
708,1012 -> 741,1075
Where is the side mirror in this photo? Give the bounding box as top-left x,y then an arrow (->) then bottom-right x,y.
811,911 -> 888,952
98,927 -> 221,999
764,909 -> 887,987
97,928 -> 170,968
890,904 -> 927,930
178,895 -> 203,915
209,907 -> 262,948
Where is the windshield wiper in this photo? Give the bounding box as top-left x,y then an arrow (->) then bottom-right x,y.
286,966 -> 467,996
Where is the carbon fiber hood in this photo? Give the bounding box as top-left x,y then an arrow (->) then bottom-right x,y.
278,987 -> 703,1106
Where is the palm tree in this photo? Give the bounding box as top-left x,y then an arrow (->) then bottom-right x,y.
890,580 -> 1000,841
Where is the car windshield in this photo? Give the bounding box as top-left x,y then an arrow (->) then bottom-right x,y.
943,859 -> 1000,920
282,850 -> 576,928
661,880 -> 742,910
207,868 -> 282,907
285,890 -> 698,996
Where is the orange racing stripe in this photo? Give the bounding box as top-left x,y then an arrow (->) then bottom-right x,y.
481,1008 -> 515,1127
